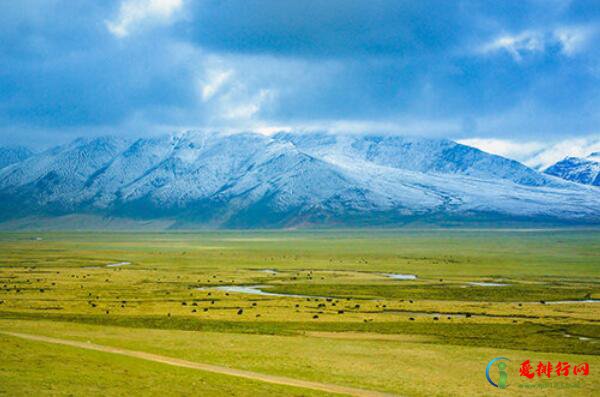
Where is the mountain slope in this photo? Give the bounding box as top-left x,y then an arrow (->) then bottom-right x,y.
544,152 -> 600,187
0,146 -> 33,169
0,131 -> 598,228
274,133 -> 553,186
0,137 -> 130,215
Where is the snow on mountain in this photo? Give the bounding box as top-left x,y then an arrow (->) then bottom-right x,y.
0,131 -> 598,227
274,133 -> 552,186
274,133 -> 599,221
544,153 -> 600,187
0,146 -> 33,169
0,136 -> 130,212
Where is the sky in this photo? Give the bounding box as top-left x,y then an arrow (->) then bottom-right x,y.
1,0 -> 599,164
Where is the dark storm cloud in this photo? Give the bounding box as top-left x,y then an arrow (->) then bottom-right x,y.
0,0 -> 599,147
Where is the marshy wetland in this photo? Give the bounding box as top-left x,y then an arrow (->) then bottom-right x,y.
0,229 -> 599,396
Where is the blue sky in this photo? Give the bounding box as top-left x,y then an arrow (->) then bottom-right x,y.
1,0 -> 599,163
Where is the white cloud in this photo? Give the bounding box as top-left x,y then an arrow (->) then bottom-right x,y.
457,138 -> 545,160
307,119 -> 463,136
223,89 -> 275,120
526,137 -> 600,169
106,0 -> 183,38
201,69 -> 233,101
553,26 -> 593,55
480,31 -> 544,61
459,136 -> 600,169
253,124 -> 293,135
480,25 -> 595,61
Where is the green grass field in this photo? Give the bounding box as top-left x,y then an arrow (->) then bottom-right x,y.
0,230 -> 598,396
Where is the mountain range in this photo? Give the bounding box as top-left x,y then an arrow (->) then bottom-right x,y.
0,131 -> 598,229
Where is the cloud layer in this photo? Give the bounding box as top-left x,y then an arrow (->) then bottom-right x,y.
459,136 -> 600,169
1,0 -> 599,149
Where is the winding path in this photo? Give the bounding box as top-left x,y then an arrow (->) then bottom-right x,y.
1,331 -> 397,397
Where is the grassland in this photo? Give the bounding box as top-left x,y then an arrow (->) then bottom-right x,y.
0,229 -> 599,396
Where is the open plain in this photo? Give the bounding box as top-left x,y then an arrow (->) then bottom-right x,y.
0,230 -> 598,396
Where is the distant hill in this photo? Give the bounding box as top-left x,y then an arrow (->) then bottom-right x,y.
0,131 -> 598,229
544,152 -> 600,187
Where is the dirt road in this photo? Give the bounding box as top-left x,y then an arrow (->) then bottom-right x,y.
1,331 -> 398,397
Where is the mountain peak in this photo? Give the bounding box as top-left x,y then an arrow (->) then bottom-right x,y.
544,155 -> 600,187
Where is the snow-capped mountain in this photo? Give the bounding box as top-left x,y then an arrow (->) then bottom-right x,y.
0,131 -> 599,228
0,146 -> 33,169
544,152 -> 600,187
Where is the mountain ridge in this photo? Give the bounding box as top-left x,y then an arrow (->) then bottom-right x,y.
0,131 -> 598,229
